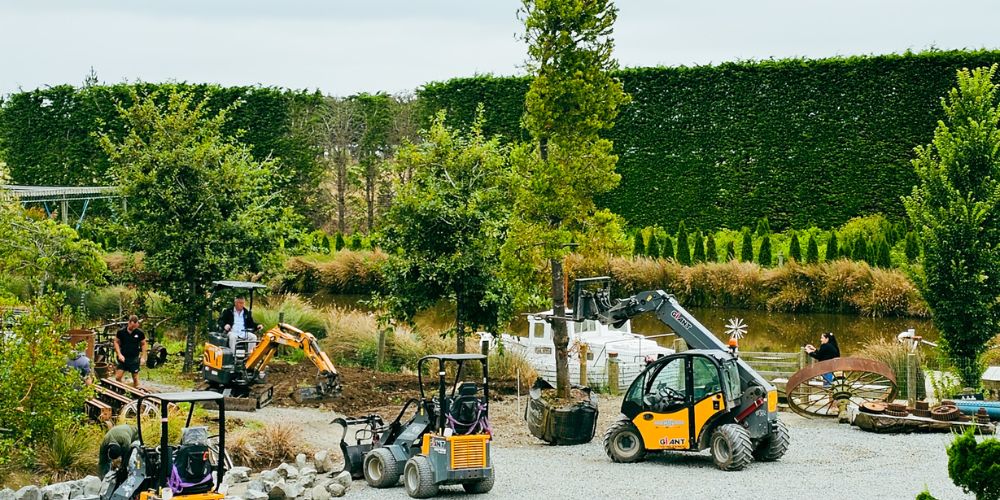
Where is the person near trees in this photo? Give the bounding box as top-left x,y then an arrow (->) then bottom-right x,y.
98,423 -> 139,477
114,315 -> 147,388
66,350 -> 93,386
805,332 -> 841,386
219,296 -> 261,355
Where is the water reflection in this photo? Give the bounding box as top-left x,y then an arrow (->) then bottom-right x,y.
308,293 -> 938,354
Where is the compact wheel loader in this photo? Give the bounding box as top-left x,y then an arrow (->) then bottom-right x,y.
571,277 -> 789,471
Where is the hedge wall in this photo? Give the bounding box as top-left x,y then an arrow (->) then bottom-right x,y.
418,50 -> 1000,230
0,83 -> 322,216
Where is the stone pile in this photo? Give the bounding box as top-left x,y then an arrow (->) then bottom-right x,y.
2,475 -> 103,500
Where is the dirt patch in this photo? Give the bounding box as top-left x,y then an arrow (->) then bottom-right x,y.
266,362 -> 422,415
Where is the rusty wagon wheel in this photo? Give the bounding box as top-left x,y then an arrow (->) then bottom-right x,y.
785,357 -> 897,418
118,399 -> 159,422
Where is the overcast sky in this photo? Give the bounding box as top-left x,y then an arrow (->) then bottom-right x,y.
3,0 -> 1000,97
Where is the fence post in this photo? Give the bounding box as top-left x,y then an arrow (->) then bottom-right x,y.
799,348 -> 808,370
673,338 -> 686,353
376,328 -> 386,370
907,351 -> 917,407
608,352 -> 620,395
579,343 -> 589,386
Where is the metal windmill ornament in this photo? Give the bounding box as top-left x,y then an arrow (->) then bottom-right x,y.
724,318 -> 747,355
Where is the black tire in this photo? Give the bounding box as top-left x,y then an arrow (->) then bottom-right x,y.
462,468 -> 495,494
752,419 -> 789,462
403,455 -> 439,498
710,424 -> 753,471
603,418 -> 646,463
364,448 -> 401,488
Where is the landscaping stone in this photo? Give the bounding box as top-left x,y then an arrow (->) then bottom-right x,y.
41,483 -> 70,500
260,470 -> 282,485
326,484 -> 345,498
295,454 -> 308,470
65,481 -> 83,499
80,477 -> 102,497
245,490 -> 268,500
276,463 -> 299,480
1,488 -> 16,500
308,484 -> 330,500
73,496 -> 99,500
330,471 -> 351,490
247,480 -> 267,494
224,467 -> 252,485
267,482 -> 302,500
313,451 -> 329,474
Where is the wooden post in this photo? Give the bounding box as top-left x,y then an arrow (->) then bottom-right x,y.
579,343 -> 589,386
907,351 -> 917,407
799,348 -> 808,370
376,328 -> 386,371
480,336 -> 489,356
673,338 -> 686,353
607,352 -> 620,395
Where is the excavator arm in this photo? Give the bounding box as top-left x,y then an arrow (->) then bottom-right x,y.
244,323 -> 341,401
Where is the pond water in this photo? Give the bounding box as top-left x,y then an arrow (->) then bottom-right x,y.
310,293 -> 937,355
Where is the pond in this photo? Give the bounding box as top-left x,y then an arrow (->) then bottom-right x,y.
309,293 -> 938,355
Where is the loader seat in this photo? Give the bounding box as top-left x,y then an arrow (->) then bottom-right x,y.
449,382 -> 481,434
168,427 -> 213,495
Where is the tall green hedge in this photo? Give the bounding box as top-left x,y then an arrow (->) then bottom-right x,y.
0,83 -> 322,217
417,50 -> 1000,229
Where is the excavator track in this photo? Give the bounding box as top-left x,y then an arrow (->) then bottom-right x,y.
197,382 -> 274,412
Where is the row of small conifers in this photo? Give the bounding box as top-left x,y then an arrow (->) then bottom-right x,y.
860,400 -> 992,424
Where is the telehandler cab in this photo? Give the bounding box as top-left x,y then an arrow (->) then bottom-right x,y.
572,277 -> 789,471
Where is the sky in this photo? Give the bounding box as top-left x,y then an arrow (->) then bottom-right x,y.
3,0 -> 1000,97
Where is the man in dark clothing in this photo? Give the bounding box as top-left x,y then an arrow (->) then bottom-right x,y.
115,315 -> 147,388
98,424 -> 139,477
219,297 -> 262,354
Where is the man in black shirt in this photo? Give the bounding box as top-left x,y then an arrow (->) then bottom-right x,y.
114,315 -> 147,388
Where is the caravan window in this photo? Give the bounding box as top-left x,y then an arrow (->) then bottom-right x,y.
532,321 -> 546,339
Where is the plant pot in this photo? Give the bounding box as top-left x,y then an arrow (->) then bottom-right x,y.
524,378 -> 599,445
94,362 -> 112,379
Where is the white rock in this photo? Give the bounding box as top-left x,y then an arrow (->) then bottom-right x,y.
247,480 -> 266,494
1,488 -> 16,500
308,484 -> 329,500
326,484 -> 345,498
224,496 -> 244,500
313,451 -> 328,474
64,481 -> 83,499
79,477 -> 101,498
260,470 -> 282,484
73,496 -> 99,500
276,463 -> 299,480
267,482 -> 302,500
330,471 -> 351,490
245,491 -> 268,500
15,486 -> 40,500
41,483 -> 71,500
224,467 -> 252,485
295,454 -> 308,470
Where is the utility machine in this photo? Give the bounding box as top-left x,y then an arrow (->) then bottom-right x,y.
346,354 -> 494,498
103,391 -> 228,500
201,280 -> 340,411
572,277 -> 789,471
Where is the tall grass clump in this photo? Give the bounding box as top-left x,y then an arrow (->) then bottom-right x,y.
856,336 -> 926,399
228,425 -> 312,469
255,294 -> 328,338
35,424 -> 102,482
319,306 -> 450,372
280,250 -> 386,295
489,349 -> 538,390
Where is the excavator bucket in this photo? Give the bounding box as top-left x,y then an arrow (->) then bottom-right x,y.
332,415 -> 384,479
291,371 -> 341,403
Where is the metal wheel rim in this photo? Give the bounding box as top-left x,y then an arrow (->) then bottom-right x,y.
713,435 -> 731,462
367,457 -> 383,482
786,358 -> 897,418
405,462 -> 419,491
614,432 -> 639,458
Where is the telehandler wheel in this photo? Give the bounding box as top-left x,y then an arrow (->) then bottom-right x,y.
752,419 -> 789,462
603,418 -> 646,463
364,448 -> 401,488
710,424 -> 753,471
462,467 -> 495,494
403,455 -> 439,498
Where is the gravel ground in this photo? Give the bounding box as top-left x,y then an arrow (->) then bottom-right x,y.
237,395 -> 975,500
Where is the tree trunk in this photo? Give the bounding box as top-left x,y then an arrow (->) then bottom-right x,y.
551,258 -> 569,398
456,316 -> 466,354
183,316 -> 196,373
337,150 -> 347,234
365,164 -> 376,233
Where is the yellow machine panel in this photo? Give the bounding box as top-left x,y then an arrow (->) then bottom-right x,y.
140,491 -> 224,500
450,434 -> 489,469
633,410 -> 690,450
203,344 -> 224,370
692,393 -> 726,444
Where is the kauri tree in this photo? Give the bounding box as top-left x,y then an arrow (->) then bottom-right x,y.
506,0 -> 630,397
904,65 -> 1000,387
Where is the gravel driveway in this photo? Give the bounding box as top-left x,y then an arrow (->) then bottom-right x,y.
342,411 -> 972,500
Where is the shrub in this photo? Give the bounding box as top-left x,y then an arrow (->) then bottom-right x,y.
947,427 -> 1000,500
254,294 -> 328,338
692,230 -> 705,263
756,217 -> 771,236
335,233 -> 345,251
905,231 -> 920,262
36,425 -> 102,482
852,236 -> 869,262
228,425 -> 313,469
825,232 -> 839,261
661,236 -> 674,261
725,241 -> 736,261
856,336 -> 926,399
874,236 -> 892,268
757,235 -> 772,267
632,232 -> 644,257
705,233 -> 717,263
740,228 -> 753,262
806,234 -> 819,264
647,232 -> 660,258
676,221 -> 691,265
788,233 -> 802,262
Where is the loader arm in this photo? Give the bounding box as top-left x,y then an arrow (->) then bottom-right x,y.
244,323 -> 341,399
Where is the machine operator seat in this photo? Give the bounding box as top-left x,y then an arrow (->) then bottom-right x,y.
449,382 -> 482,434
168,427 -> 214,495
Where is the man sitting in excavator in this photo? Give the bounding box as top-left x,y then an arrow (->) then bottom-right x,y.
219,296 -> 262,357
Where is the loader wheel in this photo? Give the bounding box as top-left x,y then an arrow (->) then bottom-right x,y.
403,455 -> 439,498
710,424 -> 753,471
603,418 -> 646,463
752,419 -> 789,462
462,467 -> 495,494
364,448 -> 401,488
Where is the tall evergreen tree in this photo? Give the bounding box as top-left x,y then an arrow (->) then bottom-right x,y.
758,234 -> 772,267
788,233 -> 802,262
662,235 -> 674,261
806,234 -> 820,264
706,233 -> 717,263
874,236 -> 892,267
825,232 -> 839,261
904,231 -> 920,262
740,228 -> 754,262
647,231 -> 660,258
632,231 -> 645,257
725,241 -> 736,261
335,232 -> 346,251
852,237 -> 868,262
676,221 -> 691,265
692,230 -> 706,263
755,217 -> 771,236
